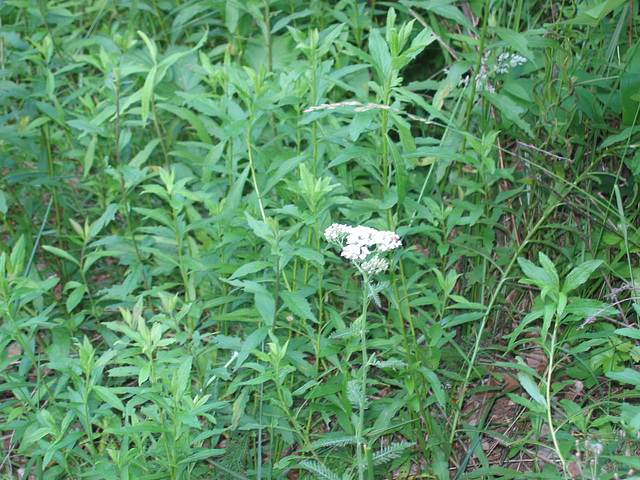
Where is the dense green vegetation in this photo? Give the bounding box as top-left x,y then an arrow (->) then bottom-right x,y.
1,0 -> 640,478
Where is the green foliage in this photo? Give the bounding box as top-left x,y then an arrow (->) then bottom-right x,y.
1,0 -> 640,479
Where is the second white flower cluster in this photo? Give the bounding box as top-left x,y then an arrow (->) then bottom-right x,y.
325,223 -> 402,275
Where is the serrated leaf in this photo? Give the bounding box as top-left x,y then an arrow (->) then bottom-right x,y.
373,441 -> 415,466
329,326 -> 360,339
310,435 -> 357,449
280,289 -> 316,322
299,460 -> 341,480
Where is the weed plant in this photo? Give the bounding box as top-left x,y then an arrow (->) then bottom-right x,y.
1,0 -> 640,479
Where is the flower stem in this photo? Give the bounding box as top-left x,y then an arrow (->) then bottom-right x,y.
357,278 -> 370,480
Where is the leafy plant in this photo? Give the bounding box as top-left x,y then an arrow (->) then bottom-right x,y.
1,0 -> 640,479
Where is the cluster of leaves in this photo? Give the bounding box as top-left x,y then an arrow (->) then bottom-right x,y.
1,0 -> 640,479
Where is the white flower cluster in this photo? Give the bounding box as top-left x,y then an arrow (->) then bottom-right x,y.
461,51 -> 528,93
324,223 -> 401,275
494,52 -> 528,74
360,256 -> 390,275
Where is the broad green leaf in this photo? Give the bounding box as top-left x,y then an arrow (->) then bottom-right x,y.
564,298 -> 617,318
157,104 -> 212,144
538,252 -> 559,288
271,9 -> 312,34
482,91 -> 534,137
318,23 -> 345,55
401,1 -> 475,31
225,0 -> 239,32
606,368 -> 640,387
244,212 -> 276,245
157,29 -> 207,71
349,109 -> 378,142
171,357 -> 193,399
9,235 -> 26,275
292,247 -> 325,266
137,30 -> 157,63
229,261 -> 274,280
605,455 -> 640,470
42,245 -> 81,267
420,367 -> 446,407
66,284 -> 86,312
369,28 -> 392,79
517,257 -> 555,291
90,203 -> 120,237
559,0 -> 627,25
562,260 -> 602,294
517,370 -> 547,407
178,449 -> 227,464
66,119 -> 108,137
390,112 -> 416,152
621,72 -> 640,125
0,189 -> 6,215
492,26 -> 533,59
129,138 -> 161,168
82,136 -> 97,179
226,164 -> 250,211
234,326 -> 270,371
92,385 -> 125,412
112,422 -> 169,434
141,64 -> 157,123
615,327 -> 640,340
327,145 -> 377,169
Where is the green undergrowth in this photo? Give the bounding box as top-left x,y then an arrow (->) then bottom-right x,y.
1,0 -> 640,479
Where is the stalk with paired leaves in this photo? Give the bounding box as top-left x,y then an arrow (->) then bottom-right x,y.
298,223 -> 410,480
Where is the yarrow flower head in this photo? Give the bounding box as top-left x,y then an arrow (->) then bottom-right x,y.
324,223 -> 401,275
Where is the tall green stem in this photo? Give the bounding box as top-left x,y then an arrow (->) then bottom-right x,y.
546,322 -> 568,473
356,278 -> 370,480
